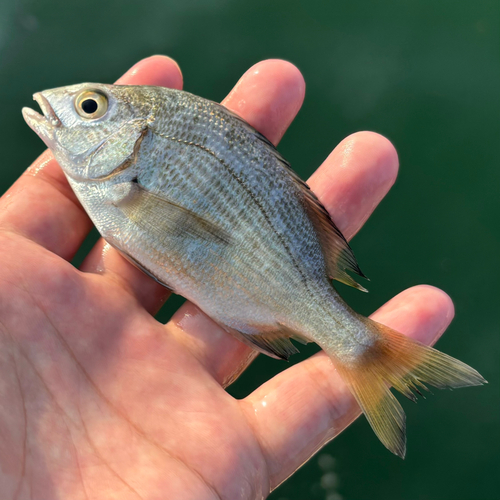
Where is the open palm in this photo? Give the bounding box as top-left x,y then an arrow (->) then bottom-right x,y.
0,57 -> 454,499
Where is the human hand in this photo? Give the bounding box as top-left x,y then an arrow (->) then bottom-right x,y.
0,56 -> 454,499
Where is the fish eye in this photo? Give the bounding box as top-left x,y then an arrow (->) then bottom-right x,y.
75,90 -> 108,119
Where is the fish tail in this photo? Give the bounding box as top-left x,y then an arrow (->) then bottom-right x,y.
329,318 -> 486,458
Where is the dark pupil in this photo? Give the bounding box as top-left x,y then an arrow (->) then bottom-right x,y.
81,98 -> 98,114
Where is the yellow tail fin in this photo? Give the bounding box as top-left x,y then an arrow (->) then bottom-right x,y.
333,319 -> 486,458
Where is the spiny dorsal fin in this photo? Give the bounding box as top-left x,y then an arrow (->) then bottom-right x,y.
223,106 -> 368,291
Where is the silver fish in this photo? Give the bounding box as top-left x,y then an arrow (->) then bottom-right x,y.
23,83 -> 485,457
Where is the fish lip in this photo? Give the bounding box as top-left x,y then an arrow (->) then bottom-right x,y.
22,92 -> 61,147
33,92 -> 61,127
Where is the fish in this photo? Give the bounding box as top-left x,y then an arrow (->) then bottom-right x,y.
22,83 -> 485,457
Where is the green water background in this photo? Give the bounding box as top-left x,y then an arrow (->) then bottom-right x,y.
0,0 -> 498,498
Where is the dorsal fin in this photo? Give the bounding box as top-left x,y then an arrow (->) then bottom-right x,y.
299,187 -> 368,292
222,105 -> 368,291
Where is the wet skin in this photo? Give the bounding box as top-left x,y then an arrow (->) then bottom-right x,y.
0,56 -> 454,499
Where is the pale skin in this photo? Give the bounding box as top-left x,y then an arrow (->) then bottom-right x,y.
0,56 -> 455,500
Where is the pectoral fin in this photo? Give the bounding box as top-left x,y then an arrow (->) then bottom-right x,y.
116,182 -> 233,246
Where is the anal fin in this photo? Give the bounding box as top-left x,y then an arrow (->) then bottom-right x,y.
224,326 -> 304,360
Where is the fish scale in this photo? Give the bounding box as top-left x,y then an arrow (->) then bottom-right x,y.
148,92 -> 327,282
23,82 -> 485,458
139,129 -> 316,294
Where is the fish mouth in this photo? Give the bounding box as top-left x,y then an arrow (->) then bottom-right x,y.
22,92 -> 61,148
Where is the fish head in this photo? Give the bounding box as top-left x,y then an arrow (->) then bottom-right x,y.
22,83 -> 153,180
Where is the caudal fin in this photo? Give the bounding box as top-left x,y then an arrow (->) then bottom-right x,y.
333,319 -> 486,458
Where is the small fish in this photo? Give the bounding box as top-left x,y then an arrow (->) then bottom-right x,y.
23,83 -> 485,457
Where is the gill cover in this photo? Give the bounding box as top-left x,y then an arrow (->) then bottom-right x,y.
23,83 -> 154,180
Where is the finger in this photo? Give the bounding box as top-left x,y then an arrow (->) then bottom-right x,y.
115,54 -> 183,88
308,131 -> 399,240
167,302 -> 259,388
82,59 -> 306,315
0,55 -> 182,261
171,130 -> 398,386
239,285 -> 455,489
223,59 -> 306,145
